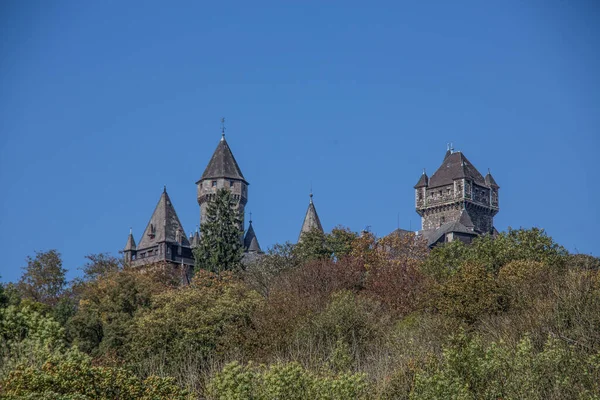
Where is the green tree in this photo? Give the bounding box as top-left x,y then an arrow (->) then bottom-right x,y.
423,228 -> 568,280
18,250 -> 67,307
326,226 -> 359,260
1,356 -> 192,400
130,271 -> 261,367
194,188 -> 244,274
79,253 -> 121,281
68,268 -> 172,357
294,228 -> 331,261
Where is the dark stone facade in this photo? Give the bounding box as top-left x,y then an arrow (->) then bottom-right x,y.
415,148 -> 499,247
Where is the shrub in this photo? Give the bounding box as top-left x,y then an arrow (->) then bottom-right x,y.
0,357 -> 191,400
431,263 -> 503,324
206,361 -> 370,400
130,271 -> 262,367
410,333 -> 600,400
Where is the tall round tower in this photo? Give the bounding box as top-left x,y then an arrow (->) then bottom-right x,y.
196,124 -> 248,232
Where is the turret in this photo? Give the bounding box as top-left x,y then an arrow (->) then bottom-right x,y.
414,168 -> 428,209
123,228 -> 137,263
485,169 -> 500,208
299,192 -> 323,241
243,217 -> 262,253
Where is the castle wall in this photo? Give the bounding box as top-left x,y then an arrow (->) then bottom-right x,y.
421,203 -> 462,230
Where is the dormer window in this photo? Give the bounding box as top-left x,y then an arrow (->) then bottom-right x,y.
230,180 -> 235,187
212,181 -> 217,187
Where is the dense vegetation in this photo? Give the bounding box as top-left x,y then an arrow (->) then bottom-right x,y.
1,227 -> 600,399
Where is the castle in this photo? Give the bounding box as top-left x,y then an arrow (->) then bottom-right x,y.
122,128 -> 499,272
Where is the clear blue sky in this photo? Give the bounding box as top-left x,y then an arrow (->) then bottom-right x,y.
1,1 -> 598,282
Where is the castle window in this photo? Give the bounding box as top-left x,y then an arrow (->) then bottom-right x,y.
230,180 -> 234,187
212,181 -> 217,187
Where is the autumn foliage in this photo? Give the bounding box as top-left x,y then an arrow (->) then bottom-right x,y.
2,227 -> 600,399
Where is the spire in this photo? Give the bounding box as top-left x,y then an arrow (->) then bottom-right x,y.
243,218 -> 262,253
190,226 -> 200,248
136,189 -> 191,249
414,168 -> 429,188
299,192 -> 323,240
220,117 -> 226,141
444,143 -> 452,160
197,125 -> 247,184
124,228 -> 136,251
485,168 -> 499,188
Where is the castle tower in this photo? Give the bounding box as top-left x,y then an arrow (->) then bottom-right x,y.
415,146 -> 500,246
196,122 -> 248,232
299,192 -> 323,241
124,187 -> 194,275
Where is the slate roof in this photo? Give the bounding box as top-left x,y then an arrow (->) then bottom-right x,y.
124,230 -> 136,251
136,188 -> 191,250
458,209 -> 475,228
299,194 -> 323,240
428,151 -> 486,188
414,170 -> 429,188
485,170 -> 499,188
244,221 -> 262,253
424,220 -> 477,247
197,136 -> 247,184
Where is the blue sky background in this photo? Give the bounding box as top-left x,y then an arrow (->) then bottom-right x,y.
1,1 -> 598,282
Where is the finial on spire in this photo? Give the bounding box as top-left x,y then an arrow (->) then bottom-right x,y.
249,211 -> 253,223
488,168 -> 491,174
450,142 -> 454,153
163,185 -> 166,193
447,143 -> 450,151
220,117 -> 225,141
422,168 -> 426,175
309,191 -> 313,204
129,227 -> 132,235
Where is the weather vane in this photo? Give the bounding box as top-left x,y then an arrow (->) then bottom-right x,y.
221,117 -> 226,138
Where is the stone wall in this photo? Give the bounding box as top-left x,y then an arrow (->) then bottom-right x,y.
197,177 -> 248,231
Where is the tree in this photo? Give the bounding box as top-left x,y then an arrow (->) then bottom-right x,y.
194,188 -> 244,274
18,250 -> 67,307
130,271 -> 261,367
80,253 -> 121,281
326,226 -> 359,260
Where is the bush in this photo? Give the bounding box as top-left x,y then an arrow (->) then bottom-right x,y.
206,361 -> 370,400
431,263 -> 503,324
130,271 -> 262,367
0,305 -> 66,375
0,357 -> 191,400
410,333 -> 600,400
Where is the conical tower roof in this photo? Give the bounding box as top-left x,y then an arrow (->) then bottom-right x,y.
124,229 -> 136,251
485,169 -> 499,188
197,136 -> 247,184
244,220 -> 262,253
299,193 -> 323,240
414,169 -> 429,188
136,187 -> 191,250
428,151 -> 486,188
190,228 -> 200,248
